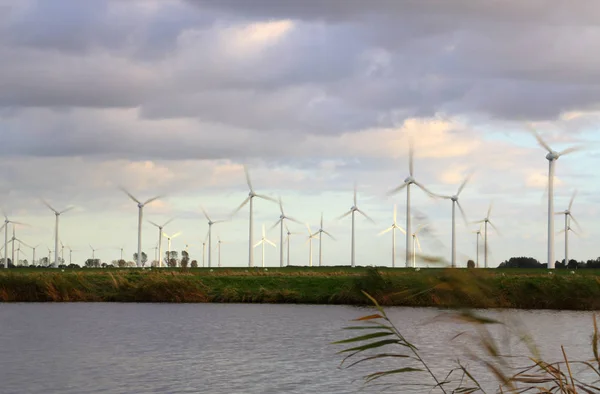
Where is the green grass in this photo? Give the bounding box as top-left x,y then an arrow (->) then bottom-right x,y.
2,267 -> 600,309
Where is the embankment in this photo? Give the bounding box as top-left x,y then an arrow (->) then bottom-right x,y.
1,267 -> 599,310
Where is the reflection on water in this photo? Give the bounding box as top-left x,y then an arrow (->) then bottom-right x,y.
0,303 -> 596,393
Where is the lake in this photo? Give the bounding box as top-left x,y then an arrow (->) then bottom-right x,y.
0,303 -> 597,393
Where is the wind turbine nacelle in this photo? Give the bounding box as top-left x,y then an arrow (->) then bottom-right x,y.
451,195 -> 458,202
404,176 -> 414,184
546,152 -> 559,161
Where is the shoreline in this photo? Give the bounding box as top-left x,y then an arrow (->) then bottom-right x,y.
1,267 -> 599,310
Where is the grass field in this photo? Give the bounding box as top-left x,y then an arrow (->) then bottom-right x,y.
1,266 -> 600,309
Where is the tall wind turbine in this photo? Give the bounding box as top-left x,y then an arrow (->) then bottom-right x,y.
556,190 -> 581,267
163,231 -> 181,267
378,204 -> 406,268
411,224 -> 428,268
272,198 -> 301,267
201,207 -> 227,268
306,224 -> 318,267
436,176 -> 470,268
67,246 -> 75,265
119,187 -> 161,268
148,217 -> 175,268
231,166 -> 276,268
388,140 -> 436,267
89,244 -> 100,260
472,203 -> 499,268
284,223 -> 301,267
42,199 -> 74,268
530,128 -> 578,269
253,224 -> 276,267
337,184 -> 375,267
312,213 -> 335,267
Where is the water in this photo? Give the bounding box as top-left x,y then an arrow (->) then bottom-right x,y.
0,303 -> 597,393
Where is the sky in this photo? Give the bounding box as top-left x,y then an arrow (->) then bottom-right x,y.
1,0 -> 600,268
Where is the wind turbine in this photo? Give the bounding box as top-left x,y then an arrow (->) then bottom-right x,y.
530,128 -> 578,269
231,166 -> 276,268
378,204 -> 406,268
556,190 -> 582,267
163,231 -> 181,267
216,236 -> 228,267
2,213 -> 27,269
148,217 -> 175,268
472,226 -> 482,268
42,199 -> 74,268
272,197 -> 301,267
201,207 -> 227,268
119,187 -> 161,268
472,203 -> 499,268
60,240 -> 65,266
67,246 -> 76,265
18,240 -> 39,266
253,224 -> 276,267
201,231 -> 208,268
89,244 -> 101,260
337,184 -> 375,267
312,213 -> 335,267
306,224 -> 318,267
388,140 -> 437,268
436,176 -> 470,268
411,224 -> 428,268
284,223 -> 301,267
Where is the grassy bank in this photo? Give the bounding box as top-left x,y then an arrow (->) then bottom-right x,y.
1,267 -> 600,309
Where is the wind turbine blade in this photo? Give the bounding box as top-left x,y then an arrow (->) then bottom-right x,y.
262,224 -> 266,237
172,232 -> 182,239
568,190 -> 577,211
278,197 -> 284,215
457,175 -> 470,196
569,214 -> 582,232
231,197 -> 251,216
60,206 -> 75,214
558,146 -> 580,157
320,212 -> 323,229
266,239 -> 277,247
163,217 -> 176,227
415,223 -> 429,234
143,195 -> 162,205
270,219 -> 282,230
286,216 -> 302,225
556,229 -> 566,235
357,209 -> 376,224
253,240 -> 262,248
162,232 -> 169,238
569,227 -> 581,237
397,225 -> 407,235
393,204 -> 397,224
148,220 -> 160,228
488,221 -> 503,236
89,244 -> 94,251
201,206 -> 212,222
456,201 -> 469,226
213,219 -> 228,224
408,138 -> 414,177
486,202 -> 493,220
243,165 -> 254,191
387,183 -> 407,196
336,211 -> 352,220
416,235 -> 422,252
353,182 -> 357,206
41,199 -> 58,213
527,126 -> 553,153
323,230 -> 336,240
306,223 -> 312,235
256,194 -> 277,203
414,182 -> 437,198
284,222 -> 290,233
378,227 -> 393,236
119,186 -> 141,204
11,221 -> 29,227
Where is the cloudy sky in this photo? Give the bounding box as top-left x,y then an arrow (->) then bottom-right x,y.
1,0 -> 599,267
